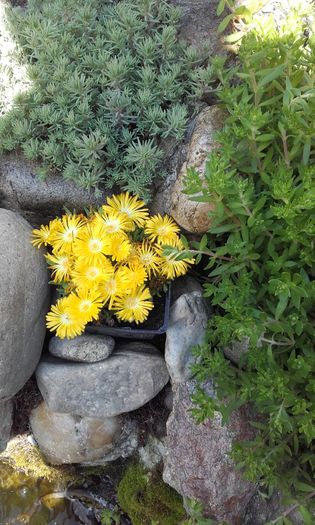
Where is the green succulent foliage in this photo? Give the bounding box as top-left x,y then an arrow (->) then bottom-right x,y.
0,0 -> 209,201
117,463 -> 186,525
183,4 -> 315,516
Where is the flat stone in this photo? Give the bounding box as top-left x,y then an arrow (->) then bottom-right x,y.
49,334 -> 115,363
165,291 -> 208,384
0,400 -> 12,452
0,209 -> 50,400
36,342 -> 169,418
163,380 -> 256,524
30,401 -> 138,465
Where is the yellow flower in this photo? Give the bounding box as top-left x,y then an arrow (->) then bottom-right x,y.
31,224 -> 53,248
97,268 -> 130,308
106,234 -> 132,262
72,256 -> 114,290
136,241 -> 161,278
113,286 -> 154,324
94,209 -> 130,235
119,263 -> 147,290
46,297 -> 85,339
156,237 -> 193,280
66,288 -> 104,324
102,192 -> 149,230
144,214 -> 180,244
73,223 -> 109,263
50,214 -> 86,253
45,253 -> 73,283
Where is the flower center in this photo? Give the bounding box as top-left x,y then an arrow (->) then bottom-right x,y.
89,238 -> 102,253
125,297 -> 140,310
87,267 -> 99,279
79,300 -> 92,312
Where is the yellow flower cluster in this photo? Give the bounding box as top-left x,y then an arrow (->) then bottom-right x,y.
32,192 -> 193,339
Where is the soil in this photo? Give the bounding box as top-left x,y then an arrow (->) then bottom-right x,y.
12,377 -> 42,435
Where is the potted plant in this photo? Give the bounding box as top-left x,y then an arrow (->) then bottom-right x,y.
32,192 -> 193,340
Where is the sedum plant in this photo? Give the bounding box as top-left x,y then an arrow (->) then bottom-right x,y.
171,2 -> 315,520
0,0 -> 211,200
32,192 -> 193,339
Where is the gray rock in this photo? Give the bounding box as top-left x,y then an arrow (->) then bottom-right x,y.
49,334 -> 115,363
0,153 -> 106,227
0,400 -> 12,452
30,401 -> 137,465
170,275 -> 203,305
163,380 -> 256,524
151,106 -> 226,233
165,291 -> 208,384
223,337 -> 250,365
0,209 -> 50,400
36,342 -> 169,418
139,435 -> 166,471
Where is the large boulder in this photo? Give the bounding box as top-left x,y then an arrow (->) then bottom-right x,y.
0,209 -> 50,400
49,334 -> 115,363
151,106 -> 226,233
30,401 -> 138,465
0,153 -> 106,227
163,380 -> 256,525
36,342 -> 169,418
0,400 -> 13,452
165,287 -> 209,384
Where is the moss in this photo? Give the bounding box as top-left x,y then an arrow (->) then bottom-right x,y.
117,463 -> 186,525
0,435 -> 76,487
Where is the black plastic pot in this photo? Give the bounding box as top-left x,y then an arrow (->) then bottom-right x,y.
85,286 -> 171,340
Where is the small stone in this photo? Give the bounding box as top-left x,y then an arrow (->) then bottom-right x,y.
165,291 -> 208,384
36,342 -> 169,418
139,435 -> 166,471
30,401 -> 138,465
0,400 -> 13,452
223,337 -> 250,365
49,335 -> 115,363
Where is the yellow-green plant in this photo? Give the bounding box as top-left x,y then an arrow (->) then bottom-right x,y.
32,192 -> 193,339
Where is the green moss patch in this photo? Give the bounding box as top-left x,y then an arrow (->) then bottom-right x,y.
117,463 -> 186,525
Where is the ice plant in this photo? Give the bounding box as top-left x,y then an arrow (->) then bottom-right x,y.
32,192 -> 194,339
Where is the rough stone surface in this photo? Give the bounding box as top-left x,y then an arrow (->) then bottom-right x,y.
170,0 -> 226,55
139,435 -> 166,471
165,291 -> 209,384
0,400 -> 13,452
163,380 -> 256,525
170,275 -> 203,305
49,334 -> 115,363
36,342 -> 169,418
151,106 -> 226,233
223,337 -> 250,365
30,401 -> 138,465
0,209 -> 50,401
0,153 -> 106,227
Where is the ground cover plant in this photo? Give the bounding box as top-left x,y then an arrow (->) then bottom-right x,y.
32,192 -> 193,339
0,0 -> 211,200
174,2 -> 315,522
